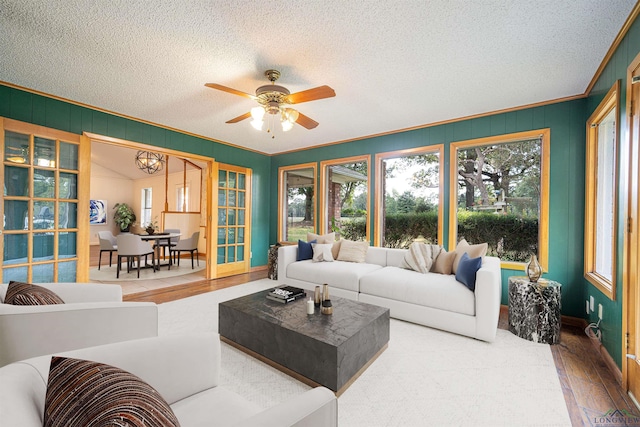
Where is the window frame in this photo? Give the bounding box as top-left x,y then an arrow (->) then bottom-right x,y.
277,162 -> 317,243
140,187 -> 152,226
374,145 -> 445,247
584,81 -> 620,300
319,155 -> 371,242
448,129 -> 550,271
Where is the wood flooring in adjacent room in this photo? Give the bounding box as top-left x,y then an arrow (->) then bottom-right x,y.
124,272 -> 639,426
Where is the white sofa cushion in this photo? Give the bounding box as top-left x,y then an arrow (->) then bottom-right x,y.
359,266 -> 476,316
171,386 -> 262,427
287,260 -> 383,292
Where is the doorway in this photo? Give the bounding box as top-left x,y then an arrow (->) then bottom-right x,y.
623,52 -> 640,402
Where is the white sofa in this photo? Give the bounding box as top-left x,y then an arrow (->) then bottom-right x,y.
0,282 -> 158,366
278,245 -> 502,342
0,333 -> 338,427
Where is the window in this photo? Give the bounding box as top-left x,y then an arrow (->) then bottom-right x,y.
320,156 -> 370,241
140,187 -> 152,226
278,163 -> 316,242
375,146 -> 444,247
585,81 -> 619,299
176,184 -> 189,212
449,129 -> 550,270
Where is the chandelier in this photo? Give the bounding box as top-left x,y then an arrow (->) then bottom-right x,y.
135,151 -> 165,174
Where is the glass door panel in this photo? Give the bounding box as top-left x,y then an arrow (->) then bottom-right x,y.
1,120 -> 81,283
215,164 -> 251,278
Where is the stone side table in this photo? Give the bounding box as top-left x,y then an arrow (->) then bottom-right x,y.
267,245 -> 279,280
508,276 -> 561,344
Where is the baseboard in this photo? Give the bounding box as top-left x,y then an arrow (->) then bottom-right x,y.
251,265 -> 268,272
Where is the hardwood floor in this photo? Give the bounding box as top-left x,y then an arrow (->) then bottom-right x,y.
125,273 -> 639,426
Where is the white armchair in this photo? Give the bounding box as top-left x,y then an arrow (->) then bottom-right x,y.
0,282 -> 158,367
0,333 -> 338,427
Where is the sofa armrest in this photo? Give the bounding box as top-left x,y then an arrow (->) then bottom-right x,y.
231,387 -> 337,427
277,245 -> 299,283
474,256 -> 502,342
0,302 -> 158,367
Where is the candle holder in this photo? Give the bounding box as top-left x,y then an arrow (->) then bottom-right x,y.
321,284 -> 333,315
314,286 -> 321,307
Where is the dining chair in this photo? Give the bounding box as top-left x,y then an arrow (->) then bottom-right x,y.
115,234 -> 156,278
169,231 -> 200,269
153,228 -> 180,261
97,231 -> 118,270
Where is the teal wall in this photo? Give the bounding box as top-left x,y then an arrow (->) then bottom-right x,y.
0,84 -> 272,267
271,98 -> 588,319
583,14 -> 640,368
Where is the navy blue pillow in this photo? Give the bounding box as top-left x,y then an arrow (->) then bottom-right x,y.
297,239 -> 316,261
455,252 -> 482,291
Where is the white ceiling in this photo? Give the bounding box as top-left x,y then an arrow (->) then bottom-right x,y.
91,141 -> 205,180
0,1 -> 636,155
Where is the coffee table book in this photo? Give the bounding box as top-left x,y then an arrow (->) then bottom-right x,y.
267,286 -> 306,300
266,293 -> 306,304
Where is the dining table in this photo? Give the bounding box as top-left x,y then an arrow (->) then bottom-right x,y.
138,232 -> 182,269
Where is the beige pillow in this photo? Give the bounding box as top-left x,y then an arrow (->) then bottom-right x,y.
307,232 -> 336,244
431,250 -> 456,275
331,240 -> 342,260
452,239 -> 488,274
312,243 -> 334,262
337,239 -> 369,263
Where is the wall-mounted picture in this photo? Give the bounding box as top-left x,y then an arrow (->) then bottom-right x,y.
90,199 -> 107,225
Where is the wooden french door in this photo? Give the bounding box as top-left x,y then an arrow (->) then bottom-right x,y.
0,118 -> 90,283
624,52 -> 640,402
213,162 -> 251,278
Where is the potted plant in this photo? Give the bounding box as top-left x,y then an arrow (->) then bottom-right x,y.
113,203 -> 136,232
144,219 -> 158,235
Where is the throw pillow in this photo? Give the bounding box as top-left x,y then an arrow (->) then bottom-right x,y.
337,239 -> 369,263
312,243 -> 335,262
452,239 -> 488,274
4,281 -> 64,305
307,232 -> 336,244
401,242 -> 442,274
430,250 -> 456,275
455,252 -> 483,291
44,356 -> 180,427
331,240 -> 342,260
297,239 -> 316,261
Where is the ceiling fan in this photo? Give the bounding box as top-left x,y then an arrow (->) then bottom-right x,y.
205,69 -> 335,132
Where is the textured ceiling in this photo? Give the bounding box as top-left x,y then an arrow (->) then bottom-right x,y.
0,0 -> 636,155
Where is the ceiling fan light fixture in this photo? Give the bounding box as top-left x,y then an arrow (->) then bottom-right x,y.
283,108 -> 299,124
250,106 -> 265,120
281,120 -> 294,132
250,119 -> 264,130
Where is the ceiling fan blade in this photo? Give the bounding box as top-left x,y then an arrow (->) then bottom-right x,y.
226,112 -> 252,124
295,112 -> 319,129
205,83 -> 257,100
286,86 -> 336,104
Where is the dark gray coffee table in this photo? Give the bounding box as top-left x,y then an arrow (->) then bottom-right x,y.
219,289 -> 390,396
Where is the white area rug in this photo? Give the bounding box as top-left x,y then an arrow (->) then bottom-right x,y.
159,279 -> 572,426
89,262 -> 205,281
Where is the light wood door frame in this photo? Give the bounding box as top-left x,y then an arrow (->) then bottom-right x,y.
213,162 -> 252,278
84,132 -> 215,280
0,118 -> 87,282
623,52 -> 640,397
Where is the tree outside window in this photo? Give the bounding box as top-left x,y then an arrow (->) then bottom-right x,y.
450,129 -> 550,268
376,147 -> 443,248
320,156 -> 370,241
